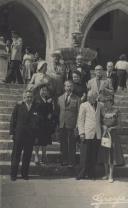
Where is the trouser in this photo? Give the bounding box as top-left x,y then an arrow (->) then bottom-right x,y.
11,138 -> 34,177
5,60 -> 23,84
78,138 -> 100,178
59,127 -> 76,165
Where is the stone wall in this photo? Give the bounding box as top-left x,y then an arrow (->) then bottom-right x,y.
36,0 -> 103,50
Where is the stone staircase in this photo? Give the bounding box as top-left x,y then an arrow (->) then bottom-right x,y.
0,83 -> 61,175
0,83 -> 128,176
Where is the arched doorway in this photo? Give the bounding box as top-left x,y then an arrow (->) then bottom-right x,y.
81,0 -> 128,65
0,0 -> 55,60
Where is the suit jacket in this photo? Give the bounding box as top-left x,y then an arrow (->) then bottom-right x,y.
58,93 -> 80,129
78,101 -> 104,140
10,102 -> 39,141
87,77 -> 114,95
73,63 -> 91,84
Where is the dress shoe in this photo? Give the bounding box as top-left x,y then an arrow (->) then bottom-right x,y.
67,164 -> 73,168
10,176 -> 17,181
22,175 -> 29,180
61,162 -> 68,166
76,176 -> 84,180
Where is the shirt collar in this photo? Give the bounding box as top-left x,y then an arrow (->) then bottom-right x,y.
25,102 -> 32,111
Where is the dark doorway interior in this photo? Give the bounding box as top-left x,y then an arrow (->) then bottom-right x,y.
85,10 -> 128,65
0,1 -> 46,58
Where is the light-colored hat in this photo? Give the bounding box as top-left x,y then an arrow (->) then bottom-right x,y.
95,65 -> 103,71
51,50 -> 61,57
87,90 -> 98,99
37,60 -> 47,72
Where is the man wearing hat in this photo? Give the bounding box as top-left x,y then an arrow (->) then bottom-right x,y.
4,31 -> 23,84
88,65 -> 114,101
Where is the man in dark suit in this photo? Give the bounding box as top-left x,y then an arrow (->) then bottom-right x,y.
10,90 -> 39,181
74,54 -> 91,85
57,80 -> 80,167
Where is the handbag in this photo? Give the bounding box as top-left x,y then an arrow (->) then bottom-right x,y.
101,129 -> 112,148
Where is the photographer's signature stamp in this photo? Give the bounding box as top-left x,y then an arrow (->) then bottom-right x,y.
91,193 -> 128,207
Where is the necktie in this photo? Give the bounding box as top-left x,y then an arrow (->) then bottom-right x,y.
97,79 -> 100,90
65,94 -> 69,106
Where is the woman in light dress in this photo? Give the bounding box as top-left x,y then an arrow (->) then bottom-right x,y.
23,47 -> 34,83
29,60 -> 55,100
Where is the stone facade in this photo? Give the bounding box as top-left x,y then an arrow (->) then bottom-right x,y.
34,0 -> 105,49
0,0 -> 128,63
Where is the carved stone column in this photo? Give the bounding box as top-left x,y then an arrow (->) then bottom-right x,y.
0,36 -> 8,82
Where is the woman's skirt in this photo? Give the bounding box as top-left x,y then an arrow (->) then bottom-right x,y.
98,130 -> 124,166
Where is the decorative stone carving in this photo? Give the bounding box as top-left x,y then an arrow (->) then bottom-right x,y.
72,19 -> 84,47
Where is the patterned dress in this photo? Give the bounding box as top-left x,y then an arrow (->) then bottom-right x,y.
98,108 -> 124,165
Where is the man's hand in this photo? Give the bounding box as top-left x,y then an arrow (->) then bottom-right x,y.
80,134 -> 85,142
74,128 -> 79,137
10,135 -> 14,141
48,114 -> 52,120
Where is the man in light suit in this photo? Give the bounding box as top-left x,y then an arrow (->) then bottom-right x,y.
88,65 -> 114,101
77,91 -> 104,180
5,31 -> 23,84
57,80 -> 80,167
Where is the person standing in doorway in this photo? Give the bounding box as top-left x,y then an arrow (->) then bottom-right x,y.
4,31 -> 23,84
22,47 -> 34,83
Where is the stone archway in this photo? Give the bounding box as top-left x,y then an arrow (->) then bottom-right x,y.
81,0 -> 128,64
0,0 -> 55,62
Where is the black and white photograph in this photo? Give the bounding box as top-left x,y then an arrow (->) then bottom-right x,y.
0,0 -> 128,207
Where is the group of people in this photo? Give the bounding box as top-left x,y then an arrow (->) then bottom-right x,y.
4,31 -> 43,84
9,51 -> 126,182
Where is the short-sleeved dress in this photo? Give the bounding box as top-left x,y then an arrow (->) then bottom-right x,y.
98,108 -> 124,166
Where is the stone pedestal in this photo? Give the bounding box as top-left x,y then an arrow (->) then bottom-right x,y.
0,37 -> 8,82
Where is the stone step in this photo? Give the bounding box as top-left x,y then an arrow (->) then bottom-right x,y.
0,88 -> 24,94
114,100 -> 128,106
0,83 -> 26,89
1,120 -> 128,131
0,122 -> 9,130
0,94 -> 22,100
114,106 -> 128,113
0,128 -> 128,141
0,139 -> 128,155
1,161 -> 128,177
0,107 -> 13,114
0,150 -> 61,162
0,114 -> 11,122
0,100 -> 17,107
0,149 -> 128,164
0,130 -> 9,140
0,140 -> 60,151
115,94 -> 128,101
